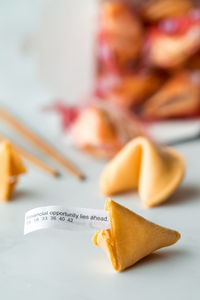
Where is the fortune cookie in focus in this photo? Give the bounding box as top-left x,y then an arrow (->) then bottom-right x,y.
0,141 -> 26,201
93,199 -> 180,271
100,137 -> 185,207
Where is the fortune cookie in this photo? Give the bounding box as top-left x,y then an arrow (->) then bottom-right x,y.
141,71 -> 200,120
0,141 -> 26,201
93,199 -> 180,271
100,137 -> 185,207
72,105 -> 141,159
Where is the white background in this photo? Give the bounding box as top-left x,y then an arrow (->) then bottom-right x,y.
0,1 -> 200,299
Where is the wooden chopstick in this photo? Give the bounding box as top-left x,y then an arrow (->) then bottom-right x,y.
0,134 -> 59,177
0,107 -> 85,180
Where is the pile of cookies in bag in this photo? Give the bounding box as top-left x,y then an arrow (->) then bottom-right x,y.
53,0 -> 200,158
95,0 -> 200,117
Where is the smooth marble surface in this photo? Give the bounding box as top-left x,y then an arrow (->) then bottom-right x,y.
0,1 -> 200,299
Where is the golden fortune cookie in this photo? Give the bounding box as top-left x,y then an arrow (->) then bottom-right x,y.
0,141 -> 26,201
93,199 -> 180,271
100,137 -> 185,207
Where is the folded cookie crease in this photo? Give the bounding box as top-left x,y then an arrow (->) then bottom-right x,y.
100,137 -> 185,207
93,199 -> 181,271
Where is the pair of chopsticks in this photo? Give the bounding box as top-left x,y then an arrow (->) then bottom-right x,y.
0,107 -> 85,180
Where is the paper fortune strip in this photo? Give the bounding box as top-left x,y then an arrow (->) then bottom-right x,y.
24,206 -> 110,235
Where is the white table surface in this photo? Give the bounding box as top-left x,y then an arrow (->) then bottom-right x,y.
0,1 -> 200,299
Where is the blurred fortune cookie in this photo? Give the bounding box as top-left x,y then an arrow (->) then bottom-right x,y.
141,0 -> 194,22
0,141 -> 26,201
72,104 -> 142,159
145,10 -> 200,69
93,199 -> 180,271
100,137 -> 185,207
141,71 -> 200,120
